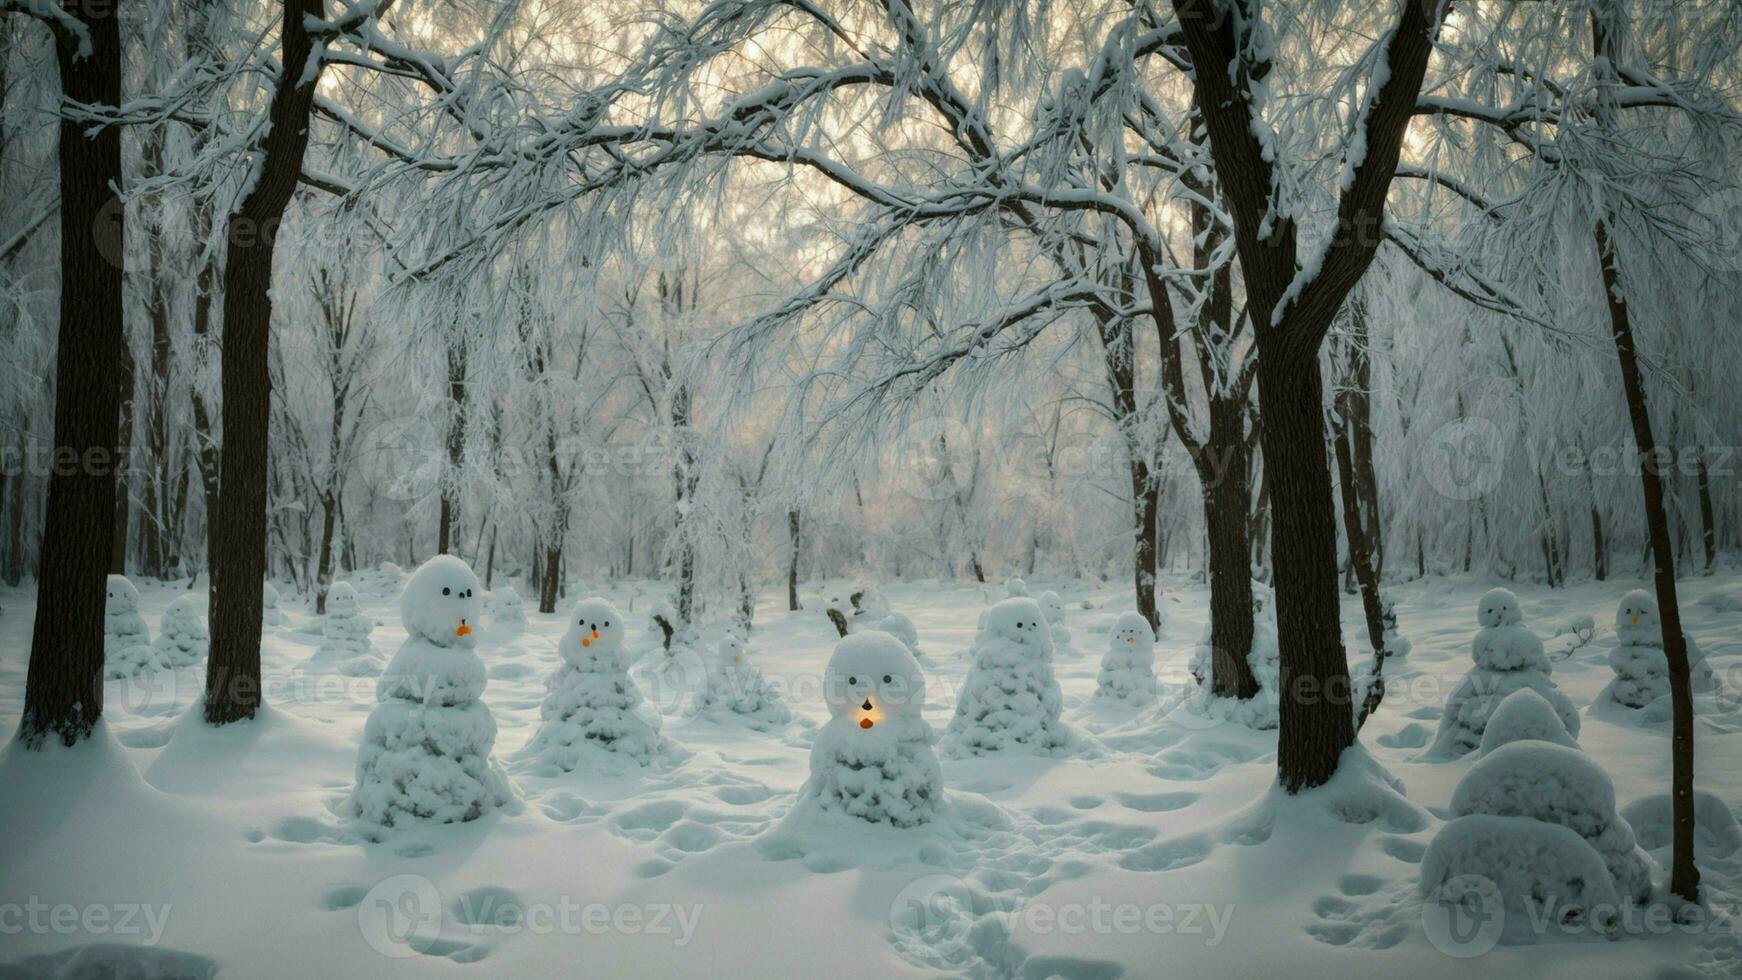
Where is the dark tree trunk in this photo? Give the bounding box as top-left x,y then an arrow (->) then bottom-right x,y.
538,545 -> 560,614
205,0 -> 325,727
1696,449 -> 1716,573
1591,505 -> 1608,581
1203,408 -> 1258,700
5,420 -> 29,586
787,509 -> 801,611
482,521 -> 496,589
313,494 -> 336,614
439,337 -> 466,554
110,340 -> 134,574
18,0 -> 125,748
1133,460 -> 1160,631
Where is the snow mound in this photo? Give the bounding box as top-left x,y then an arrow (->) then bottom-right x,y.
686,633 -> 791,731
944,598 -> 1071,755
486,585 -> 528,632
1095,611 -> 1157,703
519,597 -> 663,771
800,632 -> 940,827
1421,814 -> 1623,939
345,561 -> 407,598
1620,791 -> 1742,857
1186,619 -> 1281,730
1449,741 -> 1651,902
1477,688 -> 1578,754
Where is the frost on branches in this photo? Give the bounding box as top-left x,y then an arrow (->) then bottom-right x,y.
1604,589 -> 1717,711
944,598 -> 1071,755
149,594 -> 208,670
800,631 -> 941,828
1096,611 -> 1157,703
311,582 -> 381,676
103,575 -> 155,678
687,633 -> 790,731
1430,588 -> 1579,759
519,597 -> 663,771
350,556 -> 511,838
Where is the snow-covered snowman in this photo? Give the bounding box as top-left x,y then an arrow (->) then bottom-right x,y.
1096,611 -> 1157,702
1605,589 -> 1717,709
103,575 -> 154,678
350,555 -> 511,837
871,611 -> 923,659
486,585 -> 529,633
800,631 -> 941,827
1430,587 -> 1579,758
520,596 -> 662,770
945,597 -> 1071,754
313,582 -> 380,675
261,582 -> 283,627
1038,590 -> 1073,655
149,593 -> 208,669
688,633 -> 790,730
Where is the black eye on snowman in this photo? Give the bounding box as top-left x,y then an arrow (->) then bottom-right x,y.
848,676 -> 858,686
443,587 -> 451,596
882,674 -> 892,684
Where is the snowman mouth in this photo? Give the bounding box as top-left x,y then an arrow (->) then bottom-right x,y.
860,718 -> 874,729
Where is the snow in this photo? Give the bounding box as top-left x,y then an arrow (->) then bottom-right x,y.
1604,589 -> 1719,709
261,581 -> 283,627
486,585 -> 529,633
310,581 -> 380,675
1477,688 -> 1578,754
1430,589 -> 1579,758
943,597 -> 1072,756
4,573 -> 1742,977
1187,614 -> 1283,730
103,575 -> 154,678
1096,611 -> 1158,703
684,633 -> 790,731
517,596 -> 665,771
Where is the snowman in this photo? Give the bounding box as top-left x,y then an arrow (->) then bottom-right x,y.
1096,611 -> 1157,702
103,575 -> 155,678
871,611 -> 923,659
261,582 -> 283,627
688,633 -> 790,730
149,593 -> 208,669
313,582 -> 381,675
520,597 -> 662,770
350,555 -> 511,837
1430,588 -> 1579,758
800,631 -> 942,827
1605,589 -> 1717,709
486,585 -> 529,633
1038,590 -> 1073,655
945,597 -> 1071,755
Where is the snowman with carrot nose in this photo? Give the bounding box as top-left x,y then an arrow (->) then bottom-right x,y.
799,632 -> 941,827
519,596 -> 664,771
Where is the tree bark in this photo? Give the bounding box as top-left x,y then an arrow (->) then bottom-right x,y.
1696,449 -> 1716,573
109,339 -> 134,574
18,0 -> 125,748
787,508 -> 801,611
439,335 -> 466,554
205,0 -> 325,726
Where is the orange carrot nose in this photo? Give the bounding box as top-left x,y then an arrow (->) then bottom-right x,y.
1127,637 -> 1135,645
581,636 -> 591,647
591,630 -> 600,640
859,718 -> 874,729
1631,615 -> 1641,624
456,622 -> 472,637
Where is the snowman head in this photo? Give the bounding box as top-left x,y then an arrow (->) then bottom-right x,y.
1109,611 -> 1154,650
1615,589 -> 1660,642
559,596 -> 624,667
717,633 -> 747,667
400,555 -> 483,646
1039,591 -> 1065,625
166,592 -> 203,625
823,631 -> 925,727
106,575 -> 138,612
327,582 -> 360,617
1475,588 -> 1523,628
986,597 -> 1049,647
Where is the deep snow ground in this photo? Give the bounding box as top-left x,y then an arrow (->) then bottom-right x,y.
1,570 -> 1740,979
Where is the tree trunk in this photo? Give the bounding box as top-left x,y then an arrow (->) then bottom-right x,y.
483,520 -> 496,589
1696,449 -> 1716,573
5,420 -> 28,586
313,494 -> 336,614
1203,407 -> 1258,699
205,0 -> 325,727
18,1 -> 125,748
538,545 -> 560,614
1131,458 -> 1160,632
787,508 -> 801,611
109,340 -> 134,574
439,337 -> 466,554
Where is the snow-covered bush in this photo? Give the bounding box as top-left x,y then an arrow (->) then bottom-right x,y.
944,597 -> 1070,755
1447,740 -> 1652,903
1477,688 -> 1578,755
520,597 -> 662,770
1186,618 -> 1281,730
149,594 -> 207,669
1604,589 -> 1717,709
1421,814 -> 1624,937
261,582 -> 283,627
1430,588 -> 1578,758
103,575 -> 154,678
687,633 -> 790,730
801,631 -> 941,827
351,556 -> 511,837
870,611 -> 923,659
1039,590 -> 1073,654
486,585 -> 528,633
1096,612 -> 1157,703
1620,791 -> 1742,858
312,582 -> 379,675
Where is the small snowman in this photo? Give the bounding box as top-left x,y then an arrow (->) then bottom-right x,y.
313,582 -> 380,675
486,585 -> 529,633
688,633 -> 790,730
1096,611 -> 1157,702
1431,588 -> 1579,758
800,631 -> 942,827
351,555 -> 511,837
1605,589 -> 1717,709
520,597 -> 662,770
871,611 -> 923,659
103,575 -> 154,678
945,597 -> 1071,755
149,593 -> 208,669
261,582 -> 283,627
1038,590 -> 1072,654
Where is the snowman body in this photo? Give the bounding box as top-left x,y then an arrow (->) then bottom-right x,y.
1097,612 -> 1157,702
1039,590 -> 1073,654
1607,590 -> 1717,708
689,634 -> 790,730
804,632 -> 941,827
1432,588 -> 1578,758
945,598 -> 1070,754
523,597 -> 662,769
149,594 -> 208,669
314,582 -> 380,675
103,575 -> 155,678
